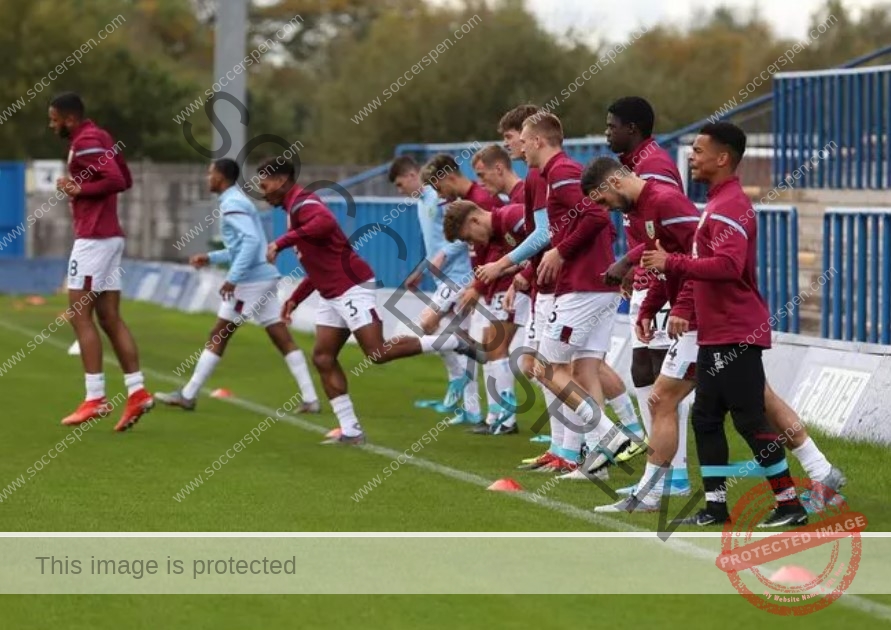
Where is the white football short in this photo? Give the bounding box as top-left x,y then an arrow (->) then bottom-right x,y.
511,291 -> 532,328
218,279 -> 282,328
541,292 -> 619,364
629,287 -> 672,350
67,237 -> 125,292
429,281 -> 460,314
485,291 -> 511,323
528,292 -> 556,347
316,282 -> 379,332
660,331 -> 699,381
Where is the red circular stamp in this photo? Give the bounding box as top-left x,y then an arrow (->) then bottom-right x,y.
715,476 -> 866,615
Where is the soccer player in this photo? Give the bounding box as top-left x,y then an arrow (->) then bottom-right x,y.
421,153 -> 502,427
49,92 -> 153,431
463,145 -> 531,434
580,158 -> 700,513
642,122 -> 807,527
521,112 -> 631,475
387,156 -> 479,420
472,144 -> 524,204
443,200 -> 531,435
485,104 -> 641,473
262,158 -> 486,445
591,158 -> 846,513
603,96 -> 691,474
155,159 -> 319,413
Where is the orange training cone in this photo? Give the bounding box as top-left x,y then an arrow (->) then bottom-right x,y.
769,565 -> 818,585
210,388 -> 233,399
26,296 -> 46,306
487,478 -> 523,492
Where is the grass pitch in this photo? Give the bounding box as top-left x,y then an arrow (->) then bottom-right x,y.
0,296 -> 888,628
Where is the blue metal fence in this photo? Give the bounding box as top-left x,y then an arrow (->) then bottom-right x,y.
774,66 -> 891,190
0,162 -> 26,258
271,195 -> 627,291
822,207 -> 891,343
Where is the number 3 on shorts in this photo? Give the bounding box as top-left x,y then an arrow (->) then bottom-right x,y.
69,260 -> 78,276
345,299 -> 358,317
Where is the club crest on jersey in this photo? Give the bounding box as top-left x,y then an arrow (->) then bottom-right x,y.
645,220 -> 655,239
505,233 -> 516,247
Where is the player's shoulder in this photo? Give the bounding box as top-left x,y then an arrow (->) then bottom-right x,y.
221,187 -> 256,213
649,181 -> 695,211
420,185 -> 439,204
73,124 -> 114,150
546,158 -> 581,183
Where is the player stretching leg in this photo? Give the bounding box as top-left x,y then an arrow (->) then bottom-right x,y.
522,113 -> 631,475
50,92 -> 153,432
388,157 -> 476,417
444,200 -> 537,437
421,154 -> 504,426
644,123 -> 808,527
603,96 -> 691,479
156,159 -> 319,413
261,158 -> 485,445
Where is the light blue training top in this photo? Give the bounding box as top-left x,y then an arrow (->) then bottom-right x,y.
416,185 -> 471,286
207,185 -> 281,284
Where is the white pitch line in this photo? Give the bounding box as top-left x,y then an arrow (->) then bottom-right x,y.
1,318 -> 889,620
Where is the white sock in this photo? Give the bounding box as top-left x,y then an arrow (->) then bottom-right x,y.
635,385 -> 654,436
584,411 -> 616,451
441,351 -> 466,381
482,363 -> 497,419
561,404 -> 584,460
672,395 -> 691,471
182,350 -> 220,400
493,358 -> 515,397
607,392 -> 639,428
420,335 -> 458,353
543,389 -> 563,449
124,372 -> 145,397
576,397 -> 601,425
284,350 -> 318,404
493,358 -> 517,427
85,373 -> 105,401
791,437 -> 832,481
463,360 -> 481,416
331,394 -> 363,437
641,462 -> 667,504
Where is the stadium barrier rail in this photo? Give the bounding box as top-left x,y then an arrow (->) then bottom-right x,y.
822,206 -> 891,344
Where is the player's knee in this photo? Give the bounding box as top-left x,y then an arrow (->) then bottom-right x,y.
366,348 -> 388,365
519,355 -> 535,380
691,411 -> 722,433
630,349 -> 655,388
731,413 -> 776,441
95,310 -> 119,332
312,349 -> 337,372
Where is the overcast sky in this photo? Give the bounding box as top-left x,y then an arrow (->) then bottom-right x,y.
524,0 -> 882,43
